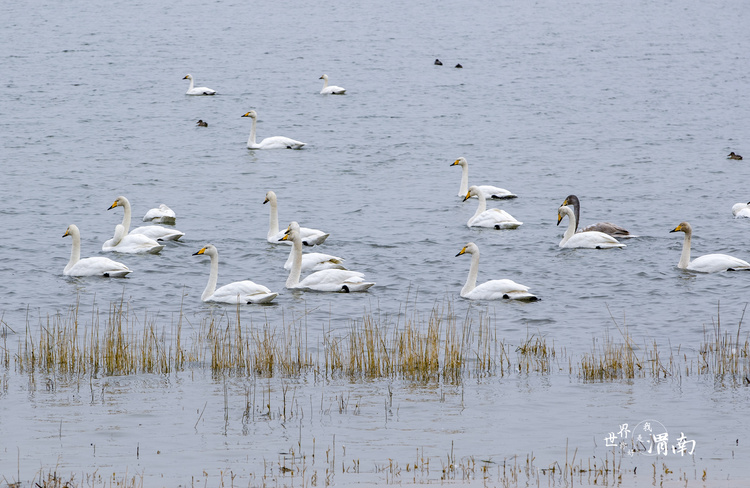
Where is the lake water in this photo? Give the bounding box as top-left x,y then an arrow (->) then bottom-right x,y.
2,0 -> 750,485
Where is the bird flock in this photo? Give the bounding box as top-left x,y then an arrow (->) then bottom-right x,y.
61,72 -> 750,306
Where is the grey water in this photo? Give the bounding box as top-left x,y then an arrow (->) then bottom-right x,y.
1,0 -> 750,484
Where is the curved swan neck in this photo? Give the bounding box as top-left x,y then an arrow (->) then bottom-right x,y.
119,198 -> 132,234
321,75 -> 329,88
462,251 -> 480,295
679,231 -> 692,269
267,197 -> 279,237
472,191 -> 487,220
203,250 -> 219,300
286,234 -> 303,287
187,76 -> 194,91
247,116 -> 257,147
66,227 -> 81,271
560,207 -> 577,246
458,162 -> 469,196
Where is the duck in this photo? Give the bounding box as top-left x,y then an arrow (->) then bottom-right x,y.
455,63 -> 463,68
670,222 -> 750,272
560,195 -> 631,237
241,110 -> 306,149
451,157 -> 517,200
263,190 -> 329,246
434,59 -> 443,66
142,204 -> 176,225
319,74 -> 346,95
464,186 -> 522,229
196,120 -> 208,127
557,205 -> 625,249
193,245 -> 278,304
456,242 -> 537,301
282,222 -> 374,292
728,152 -> 743,160
732,202 -> 750,218
102,224 -> 164,254
108,196 -> 184,242
183,74 -> 216,95
63,224 -> 132,277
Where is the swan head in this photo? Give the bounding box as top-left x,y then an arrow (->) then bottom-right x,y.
670,222 -> 692,235
183,74 -> 193,80
280,226 -> 299,242
108,196 -> 129,211
561,195 -> 579,207
557,205 -> 574,226
455,242 -> 478,257
463,185 -> 479,202
63,224 -> 78,238
263,190 -> 277,205
242,110 -> 258,119
193,244 -> 217,257
451,157 -> 467,168
319,74 -> 328,81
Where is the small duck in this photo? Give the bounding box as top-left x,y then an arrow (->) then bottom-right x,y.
455,63 -> 463,68
728,152 -> 743,160
434,59 -> 443,66
196,120 -> 208,127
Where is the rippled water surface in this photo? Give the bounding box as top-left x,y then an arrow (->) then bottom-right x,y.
2,0 -> 750,485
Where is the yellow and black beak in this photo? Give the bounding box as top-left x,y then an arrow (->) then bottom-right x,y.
451,159 -> 460,166
669,225 -> 682,233
263,196 -> 269,204
193,247 -> 207,256
279,234 -> 290,242
462,191 -> 471,202
241,112 -> 251,118
108,200 -> 119,210
455,246 -> 467,257
557,212 -> 563,226
62,229 -> 70,238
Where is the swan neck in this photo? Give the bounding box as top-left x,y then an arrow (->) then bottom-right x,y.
322,77 -> 329,88
66,228 -> 81,271
203,251 -> 219,300
247,116 -> 257,147
458,164 -> 469,196
472,192 -> 487,220
268,199 -> 279,238
461,252 -> 480,295
573,203 -> 581,232
561,210 -> 577,245
679,232 -> 692,269
121,199 -> 132,234
286,237 -> 303,287
188,77 -> 195,91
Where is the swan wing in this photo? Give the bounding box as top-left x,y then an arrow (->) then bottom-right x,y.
732,204 -> 750,218
284,252 -> 346,271
561,231 -> 625,249
469,209 -> 522,229
130,225 -> 185,241
297,269 -> 374,292
103,233 -> 164,254
321,85 -> 346,95
209,280 -> 278,304
473,185 -> 517,200
687,254 -> 750,273
579,221 -> 631,237
186,87 -> 216,95
65,257 -> 132,277
464,279 -> 536,301
143,204 -> 176,223
253,136 -> 306,150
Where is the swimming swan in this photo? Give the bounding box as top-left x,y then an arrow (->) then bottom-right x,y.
241,110 -> 306,149
731,202 -> 750,218
282,222 -> 374,292
452,157 -> 517,200
263,190 -> 329,246
561,195 -> 631,237
63,224 -> 132,277
670,222 -> 750,272
464,186 -> 522,229
319,74 -> 346,95
456,242 -> 537,301
142,203 -> 176,225
193,245 -> 278,304
557,205 -> 625,249
183,74 -> 216,95
109,196 -> 184,241
103,224 -> 164,254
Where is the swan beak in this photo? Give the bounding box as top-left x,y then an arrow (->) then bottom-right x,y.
242,112 -> 251,118
319,75 -> 324,80
183,75 -> 189,79
62,230 -> 70,238
193,247 -> 206,256
562,198 -> 569,206
455,247 -> 467,257
279,234 -> 290,242
263,197 -> 269,204
108,200 -> 119,210
462,191 -> 471,202
556,213 -> 563,226
670,225 -> 681,233
450,159 -> 459,166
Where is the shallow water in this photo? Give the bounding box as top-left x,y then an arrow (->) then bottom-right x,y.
2,0 -> 750,485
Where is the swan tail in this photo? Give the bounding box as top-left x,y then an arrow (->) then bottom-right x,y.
247,293 -> 279,304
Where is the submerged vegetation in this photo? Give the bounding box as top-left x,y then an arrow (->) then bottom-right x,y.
2,298 -> 748,386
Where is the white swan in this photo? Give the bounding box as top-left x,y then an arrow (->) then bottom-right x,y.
109,196 -> 184,241
456,242 -> 537,301
103,224 -> 164,254
284,246 -> 346,272
670,222 -> 750,272
557,205 -> 625,249
561,195 -> 631,237
193,245 -> 278,304
241,110 -> 306,149
731,202 -> 750,218
63,225 -> 132,277
282,222 -> 374,292
142,203 -> 176,225
451,157 -> 517,200
263,190 -> 329,246
183,74 -> 216,95
319,74 -> 346,95
464,186 -> 522,229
